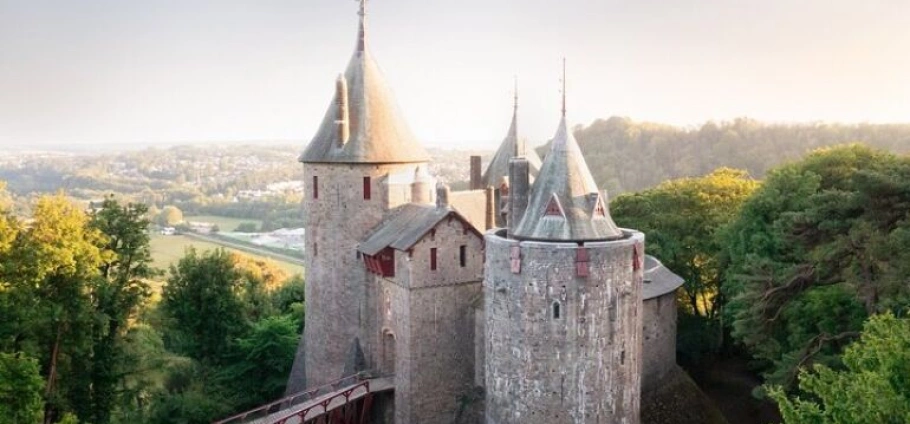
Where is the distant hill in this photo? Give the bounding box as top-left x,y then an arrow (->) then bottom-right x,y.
538,117 -> 910,194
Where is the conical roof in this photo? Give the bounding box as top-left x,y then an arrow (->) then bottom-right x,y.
511,116 -> 623,241
481,101 -> 542,187
300,9 -> 430,164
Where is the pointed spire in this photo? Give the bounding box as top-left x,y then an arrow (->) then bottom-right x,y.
511,66 -> 622,242
511,77 -> 519,156
560,57 -> 567,118
357,0 -> 368,53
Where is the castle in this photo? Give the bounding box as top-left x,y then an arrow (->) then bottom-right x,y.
285,4 -> 683,423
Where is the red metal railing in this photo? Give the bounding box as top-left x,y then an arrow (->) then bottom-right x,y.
273,380 -> 371,424
212,374 -> 366,424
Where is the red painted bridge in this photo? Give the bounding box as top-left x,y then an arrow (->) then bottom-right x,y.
212,374 -> 394,424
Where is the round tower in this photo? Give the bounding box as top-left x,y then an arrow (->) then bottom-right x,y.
484,100 -> 644,423
287,3 -> 430,393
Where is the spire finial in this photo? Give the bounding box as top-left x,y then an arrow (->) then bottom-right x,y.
560,57 -> 566,118
513,76 -> 519,114
357,0 -> 368,53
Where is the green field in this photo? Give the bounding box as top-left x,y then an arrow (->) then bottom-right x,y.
184,215 -> 262,232
149,233 -> 303,277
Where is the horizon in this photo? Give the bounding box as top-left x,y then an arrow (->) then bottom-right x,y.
1,0 -> 908,150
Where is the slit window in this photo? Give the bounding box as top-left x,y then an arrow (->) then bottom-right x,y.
430,247 -> 437,271
312,176 -> 319,199
313,242 -> 318,257
553,302 -> 561,319
459,245 -> 466,267
363,176 -> 371,200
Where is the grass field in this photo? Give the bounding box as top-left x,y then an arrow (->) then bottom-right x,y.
149,233 -> 303,277
184,215 -> 262,232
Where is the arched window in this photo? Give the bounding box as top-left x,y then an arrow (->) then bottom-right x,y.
553,302 -> 561,319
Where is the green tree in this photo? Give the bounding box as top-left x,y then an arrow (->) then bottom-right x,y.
220,315 -> 299,409
234,222 -> 259,232
0,352 -> 44,424
768,313 -> 910,424
157,205 -> 183,227
161,248 -> 248,364
612,168 -> 758,361
722,145 -> 910,388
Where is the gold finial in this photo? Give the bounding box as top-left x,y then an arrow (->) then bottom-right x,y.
561,58 -> 566,118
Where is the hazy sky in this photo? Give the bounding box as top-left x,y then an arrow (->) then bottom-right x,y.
1,0 -> 908,150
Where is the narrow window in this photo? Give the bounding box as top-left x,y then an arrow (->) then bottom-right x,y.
430,229 -> 436,241
363,176 -> 371,200
430,247 -> 437,271
313,242 -> 318,257
553,302 -> 561,319
459,245 -> 466,267
312,175 -> 319,199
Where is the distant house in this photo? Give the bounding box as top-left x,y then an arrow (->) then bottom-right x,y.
159,227 -> 176,236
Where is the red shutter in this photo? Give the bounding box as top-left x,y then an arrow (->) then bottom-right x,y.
363,176 -> 371,200
430,248 -> 437,271
313,175 -> 319,199
576,247 -> 589,277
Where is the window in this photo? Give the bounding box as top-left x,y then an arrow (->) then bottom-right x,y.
313,242 -> 318,257
459,245 -> 466,267
430,247 -> 437,271
553,302 -> 561,319
363,176 -> 371,200
312,176 -> 319,199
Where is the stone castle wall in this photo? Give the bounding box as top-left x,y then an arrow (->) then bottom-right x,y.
641,293 -> 678,393
290,162 -> 423,392
484,230 -> 645,424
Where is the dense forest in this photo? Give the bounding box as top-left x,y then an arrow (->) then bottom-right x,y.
555,117 -> 910,194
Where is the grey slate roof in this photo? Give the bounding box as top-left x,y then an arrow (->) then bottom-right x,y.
642,255 -> 685,300
511,116 -> 623,241
299,17 -> 430,164
358,204 -> 480,256
481,106 -> 542,188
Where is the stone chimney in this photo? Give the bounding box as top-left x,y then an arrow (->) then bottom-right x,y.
469,155 -> 482,190
436,183 -> 450,210
485,186 -> 495,230
508,157 -> 529,236
411,166 -> 433,204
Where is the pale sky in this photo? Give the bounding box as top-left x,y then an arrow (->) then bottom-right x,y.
1,0 -> 908,150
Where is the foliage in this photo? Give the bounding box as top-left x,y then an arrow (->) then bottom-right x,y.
0,352 -> 44,424
157,205 -> 184,227
612,168 -> 759,361
161,248 -> 248,364
560,117 -> 910,195
234,222 -> 259,232
219,315 -> 300,409
722,145 -> 910,388
768,313 -> 910,424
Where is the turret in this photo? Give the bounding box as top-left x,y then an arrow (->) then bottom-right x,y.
411,166 -> 433,204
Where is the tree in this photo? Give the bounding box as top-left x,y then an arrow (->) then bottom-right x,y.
161,248 -> 248,364
768,313 -> 910,424
220,315 -> 299,409
157,205 -> 183,227
722,145 -> 910,388
612,168 -> 758,361
234,222 -> 259,233
0,352 -> 44,424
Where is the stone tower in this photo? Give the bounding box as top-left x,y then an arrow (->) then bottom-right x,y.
287,2 -> 431,393
484,103 -> 645,422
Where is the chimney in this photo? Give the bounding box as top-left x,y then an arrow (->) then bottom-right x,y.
335,74 -> 350,148
508,157 -> 529,236
469,155 -> 482,190
485,186 -> 495,230
436,183 -> 450,210
411,166 -> 433,204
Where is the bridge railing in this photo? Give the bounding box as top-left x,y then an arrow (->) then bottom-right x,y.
212,373 -> 367,424
272,380 -> 371,424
